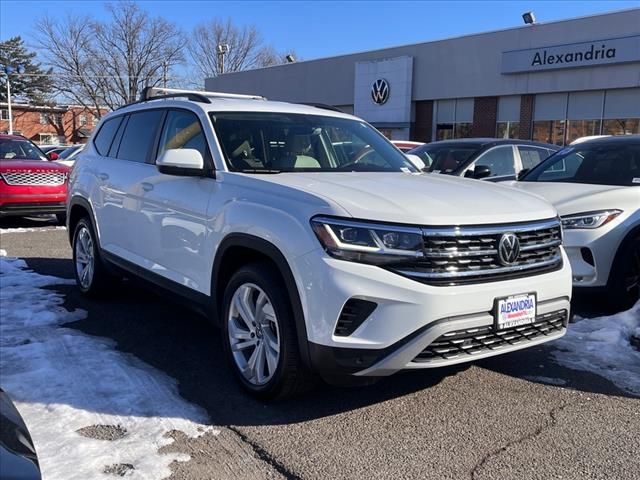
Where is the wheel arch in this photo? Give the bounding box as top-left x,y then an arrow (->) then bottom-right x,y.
212,233 -> 312,370
67,197 -> 100,248
607,222 -> 640,285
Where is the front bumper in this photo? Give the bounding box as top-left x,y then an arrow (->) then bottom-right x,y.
295,247 -> 572,377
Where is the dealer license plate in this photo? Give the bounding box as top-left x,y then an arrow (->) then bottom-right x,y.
495,293 -> 537,330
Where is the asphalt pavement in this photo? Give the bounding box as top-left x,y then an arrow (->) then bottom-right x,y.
1,217 -> 638,480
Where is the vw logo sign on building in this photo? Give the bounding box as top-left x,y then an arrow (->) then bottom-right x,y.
371,78 -> 390,105
498,233 -> 520,265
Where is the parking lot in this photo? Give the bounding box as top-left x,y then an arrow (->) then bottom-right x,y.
1,217 -> 638,480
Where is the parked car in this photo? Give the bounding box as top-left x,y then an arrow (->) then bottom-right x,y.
67,87 -> 571,399
511,135 -> 640,308
409,138 -> 559,181
0,389 -> 41,480
55,145 -> 84,167
391,140 -> 424,153
0,134 -> 69,223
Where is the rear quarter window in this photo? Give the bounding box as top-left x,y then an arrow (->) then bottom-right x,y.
93,116 -> 123,156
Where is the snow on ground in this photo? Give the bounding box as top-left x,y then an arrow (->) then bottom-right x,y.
0,226 -> 67,234
552,301 -> 640,396
0,254 -> 216,479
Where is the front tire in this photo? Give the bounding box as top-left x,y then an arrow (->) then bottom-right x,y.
72,217 -> 112,297
607,235 -> 640,310
221,263 -> 313,400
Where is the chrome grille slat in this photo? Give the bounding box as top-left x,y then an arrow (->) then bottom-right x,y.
391,219 -> 562,286
1,172 -> 67,186
414,309 -> 568,362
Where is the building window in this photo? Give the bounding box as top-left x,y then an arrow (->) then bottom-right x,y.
602,118 -> 640,136
532,120 -> 566,146
496,121 -> 520,139
39,112 -> 48,125
566,119 -> 602,144
0,109 -> 8,120
38,134 -> 65,145
79,114 -> 87,127
436,123 -> 472,140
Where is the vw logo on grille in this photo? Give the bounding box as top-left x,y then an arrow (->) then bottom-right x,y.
371,78 -> 390,105
498,233 -> 520,265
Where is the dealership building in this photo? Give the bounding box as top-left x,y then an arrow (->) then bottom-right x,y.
205,8 -> 640,145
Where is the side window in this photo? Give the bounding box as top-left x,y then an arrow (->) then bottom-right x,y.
474,146 -> 516,177
518,146 -> 548,170
116,109 -> 164,163
157,110 -> 208,161
93,116 -> 122,156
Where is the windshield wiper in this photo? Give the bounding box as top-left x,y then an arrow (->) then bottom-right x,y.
236,169 -> 282,174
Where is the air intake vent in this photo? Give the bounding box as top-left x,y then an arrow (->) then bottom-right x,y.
334,299 -> 377,337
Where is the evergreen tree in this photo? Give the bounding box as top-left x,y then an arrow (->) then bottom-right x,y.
0,36 -> 54,104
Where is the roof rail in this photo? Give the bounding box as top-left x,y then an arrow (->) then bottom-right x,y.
143,87 -> 266,101
300,103 -> 344,113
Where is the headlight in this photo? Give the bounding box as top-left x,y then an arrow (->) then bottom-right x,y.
310,216 -> 424,265
561,210 -> 622,229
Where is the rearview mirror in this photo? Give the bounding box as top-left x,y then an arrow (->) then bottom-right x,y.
405,153 -> 426,171
48,152 -> 59,161
156,149 -> 205,176
473,165 -> 492,179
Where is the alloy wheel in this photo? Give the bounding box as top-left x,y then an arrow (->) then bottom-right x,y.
227,283 -> 281,386
75,226 -> 95,289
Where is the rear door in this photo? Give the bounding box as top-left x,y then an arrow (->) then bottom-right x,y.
134,108 -> 217,293
97,108 -> 165,264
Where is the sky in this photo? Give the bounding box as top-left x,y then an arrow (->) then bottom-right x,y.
1,0 -> 639,61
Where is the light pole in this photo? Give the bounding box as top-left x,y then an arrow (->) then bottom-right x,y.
217,43 -> 229,75
2,64 -> 25,135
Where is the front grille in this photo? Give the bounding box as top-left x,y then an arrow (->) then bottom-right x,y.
413,309 -> 568,363
1,171 -> 67,186
391,218 -> 562,285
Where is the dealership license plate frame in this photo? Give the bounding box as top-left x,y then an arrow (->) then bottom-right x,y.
493,292 -> 537,331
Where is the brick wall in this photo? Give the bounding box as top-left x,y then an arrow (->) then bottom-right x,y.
472,96 -> 498,137
518,94 -> 535,139
411,100 -> 433,142
0,105 -> 108,144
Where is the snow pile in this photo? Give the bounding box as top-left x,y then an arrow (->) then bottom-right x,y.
0,226 -> 66,234
552,301 -> 640,395
0,254 -> 216,479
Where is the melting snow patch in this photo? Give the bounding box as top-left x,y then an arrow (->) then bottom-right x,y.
552,300 -> 640,396
0,254 -> 216,479
0,226 -> 67,234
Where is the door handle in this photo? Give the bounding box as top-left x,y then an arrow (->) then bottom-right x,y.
141,182 -> 154,192
98,173 -> 109,181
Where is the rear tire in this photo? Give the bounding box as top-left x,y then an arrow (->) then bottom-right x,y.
72,217 -> 113,297
221,262 -> 314,400
606,235 -> 640,310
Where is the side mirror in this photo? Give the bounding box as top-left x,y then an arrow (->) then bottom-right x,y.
156,149 -> 205,176
48,152 -> 59,161
517,168 -> 530,180
473,165 -> 492,179
405,153 -> 426,171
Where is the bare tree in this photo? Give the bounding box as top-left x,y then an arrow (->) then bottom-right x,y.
188,18 -> 295,79
34,1 -> 184,114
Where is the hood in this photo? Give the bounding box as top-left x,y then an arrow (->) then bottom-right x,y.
255,172 -> 557,225
507,181 -> 640,216
0,159 -> 69,173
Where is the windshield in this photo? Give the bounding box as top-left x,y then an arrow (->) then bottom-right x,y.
0,138 -> 48,161
522,142 -> 640,187
210,112 -> 417,173
59,146 -> 82,159
409,144 -> 480,173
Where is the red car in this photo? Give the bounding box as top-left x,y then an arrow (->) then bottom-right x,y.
0,134 -> 69,223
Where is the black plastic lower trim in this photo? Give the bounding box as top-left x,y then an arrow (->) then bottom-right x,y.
0,202 -> 66,216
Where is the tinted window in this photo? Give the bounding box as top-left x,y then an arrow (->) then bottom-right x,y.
157,110 -> 208,161
518,146 -> 549,170
116,110 -> 164,163
474,146 -> 515,177
93,117 -> 122,156
211,112 -> 416,173
524,143 -> 640,187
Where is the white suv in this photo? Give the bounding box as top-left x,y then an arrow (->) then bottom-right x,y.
67,88 -> 572,399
